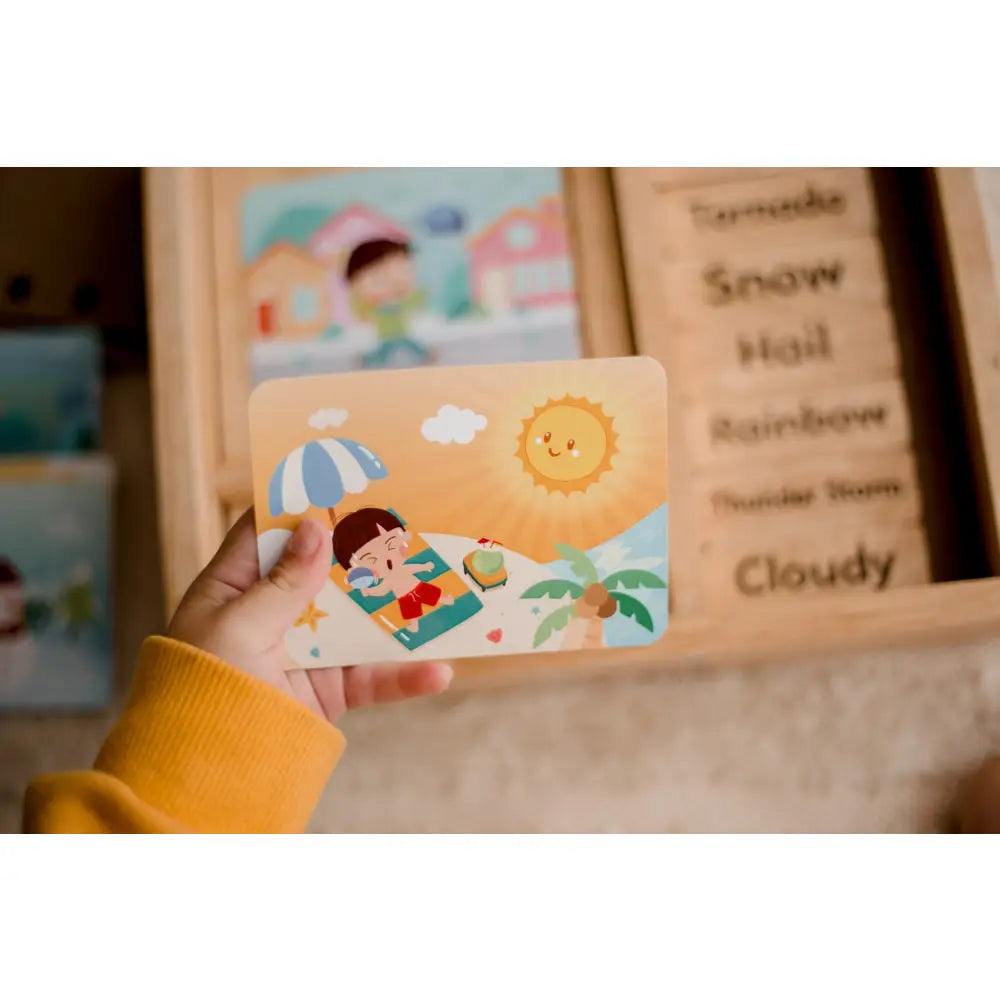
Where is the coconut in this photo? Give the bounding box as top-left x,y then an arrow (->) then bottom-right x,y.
472,549 -> 504,576
598,596 -> 618,619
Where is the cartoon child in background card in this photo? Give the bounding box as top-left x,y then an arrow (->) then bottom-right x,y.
345,240 -> 433,369
249,356 -> 669,670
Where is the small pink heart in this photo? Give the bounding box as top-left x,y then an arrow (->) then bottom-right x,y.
486,628 -> 502,644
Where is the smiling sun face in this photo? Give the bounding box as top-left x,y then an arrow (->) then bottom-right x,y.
517,395 -> 618,495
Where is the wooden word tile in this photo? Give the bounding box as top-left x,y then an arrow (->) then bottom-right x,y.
673,301 -> 901,400
684,379 -> 912,469
657,169 -> 877,259
645,168 -> 796,194
694,451 -> 923,536
700,518 -> 930,609
662,236 -> 888,320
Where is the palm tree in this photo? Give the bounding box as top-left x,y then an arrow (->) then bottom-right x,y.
520,544 -> 666,651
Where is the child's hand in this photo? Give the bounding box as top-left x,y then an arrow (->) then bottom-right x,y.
167,509 -> 453,723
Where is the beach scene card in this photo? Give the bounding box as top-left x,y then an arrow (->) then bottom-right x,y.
0,456 -> 114,709
249,357 -> 668,669
242,168 -> 583,383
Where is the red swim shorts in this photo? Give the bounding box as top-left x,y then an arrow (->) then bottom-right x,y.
397,580 -> 442,620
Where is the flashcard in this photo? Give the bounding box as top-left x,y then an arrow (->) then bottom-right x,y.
241,168 -> 583,383
249,357 -> 668,669
0,456 -> 114,709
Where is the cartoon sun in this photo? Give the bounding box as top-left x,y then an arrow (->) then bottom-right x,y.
516,395 -> 618,495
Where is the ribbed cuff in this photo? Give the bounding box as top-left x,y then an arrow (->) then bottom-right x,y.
95,636 -> 346,833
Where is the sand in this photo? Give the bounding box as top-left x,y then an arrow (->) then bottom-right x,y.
259,529 -> 571,669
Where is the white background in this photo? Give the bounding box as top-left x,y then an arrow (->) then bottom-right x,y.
5,836 -> 999,998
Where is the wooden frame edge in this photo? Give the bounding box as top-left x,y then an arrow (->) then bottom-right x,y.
563,167 -> 635,358
933,168 -> 1000,570
143,167 -> 225,614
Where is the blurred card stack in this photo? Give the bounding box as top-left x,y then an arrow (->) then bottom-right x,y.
616,168 -> 930,614
0,329 -> 114,709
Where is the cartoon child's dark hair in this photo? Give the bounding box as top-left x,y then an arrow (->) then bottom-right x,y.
345,239 -> 412,282
332,507 -> 404,569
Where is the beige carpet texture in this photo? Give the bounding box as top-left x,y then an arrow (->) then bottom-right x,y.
5,634 -> 1000,833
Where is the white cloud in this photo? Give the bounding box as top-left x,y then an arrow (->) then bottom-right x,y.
594,540 -> 665,576
308,408 -> 348,430
421,404 -> 487,445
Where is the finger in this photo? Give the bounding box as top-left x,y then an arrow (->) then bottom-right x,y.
171,508 -> 260,617
342,661 -> 453,710
229,518 -> 332,643
308,667 -> 348,723
194,507 -> 263,602
285,667 -> 326,719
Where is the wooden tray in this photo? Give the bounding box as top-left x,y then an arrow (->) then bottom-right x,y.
143,167 -> 1000,687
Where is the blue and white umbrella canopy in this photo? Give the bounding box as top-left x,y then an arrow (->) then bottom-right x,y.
268,437 -> 388,516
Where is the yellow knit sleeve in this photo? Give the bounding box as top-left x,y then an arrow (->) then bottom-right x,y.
22,637 -> 346,834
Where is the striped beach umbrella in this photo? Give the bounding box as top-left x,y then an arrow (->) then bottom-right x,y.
268,437 -> 388,524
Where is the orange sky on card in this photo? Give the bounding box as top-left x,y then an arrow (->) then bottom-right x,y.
248,357 -> 668,563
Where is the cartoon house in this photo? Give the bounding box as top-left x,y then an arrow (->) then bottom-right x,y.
467,196 -> 575,315
247,243 -> 332,339
308,204 -> 410,327
537,194 -> 564,227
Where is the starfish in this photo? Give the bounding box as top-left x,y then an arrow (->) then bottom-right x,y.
294,601 -> 328,633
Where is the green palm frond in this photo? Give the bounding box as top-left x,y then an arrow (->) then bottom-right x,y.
609,591 -> 655,632
532,604 -> 576,648
601,569 -> 667,591
553,543 -> 599,585
520,579 -> 585,600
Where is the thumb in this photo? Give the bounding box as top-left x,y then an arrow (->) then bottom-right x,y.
231,518 -> 332,642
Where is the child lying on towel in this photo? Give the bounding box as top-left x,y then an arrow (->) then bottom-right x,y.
331,507 -> 482,651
